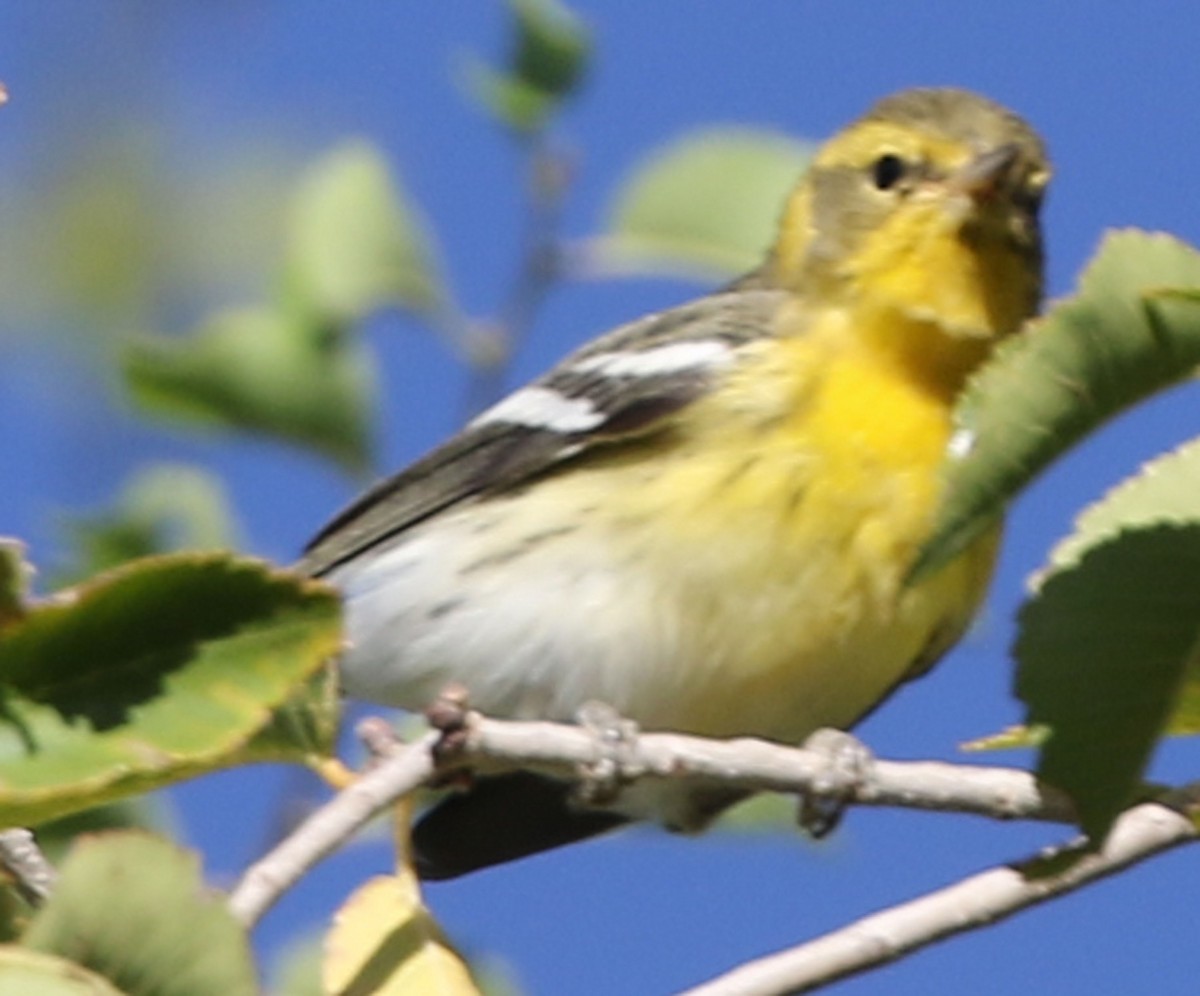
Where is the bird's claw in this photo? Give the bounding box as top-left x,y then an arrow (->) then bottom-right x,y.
573,700 -> 640,806
424,682 -> 475,760
797,728 -> 874,838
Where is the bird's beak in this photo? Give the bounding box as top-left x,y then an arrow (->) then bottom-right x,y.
949,143 -> 1023,201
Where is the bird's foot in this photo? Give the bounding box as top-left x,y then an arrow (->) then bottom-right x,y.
797,728 -> 874,838
573,700 -> 641,807
422,682 -> 479,789
424,682 -> 475,759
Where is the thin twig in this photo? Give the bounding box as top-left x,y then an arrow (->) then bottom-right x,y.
0,828 -> 57,905
680,787 -> 1200,996
228,729 -> 440,927
463,135 -> 574,415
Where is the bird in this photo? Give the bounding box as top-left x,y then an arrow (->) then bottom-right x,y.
301,86 -> 1051,880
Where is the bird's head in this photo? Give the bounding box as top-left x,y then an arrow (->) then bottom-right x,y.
771,88 -> 1051,340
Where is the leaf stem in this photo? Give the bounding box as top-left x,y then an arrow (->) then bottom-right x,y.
462,134 -> 574,416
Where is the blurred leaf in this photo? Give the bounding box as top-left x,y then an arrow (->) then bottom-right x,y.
324,872 -> 480,996
27,138 -> 163,337
961,724 -> 1048,752
33,796 -> 177,866
0,946 -> 122,996
475,963 -> 525,996
270,931 -> 324,996
509,0 -> 589,97
0,886 -> 32,945
0,540 -> 31,632
462,66 -> 557,136
287,143 -> 443,320
716,792 -> 794,830
596,129 -> 812,278
54,464 -> 240,586
1016,522 -> 1200,841
3,134 -> 296,354
914,230 -> 1200,580
464,0 -> 590,134
124,307 -> 376,474
285,928 -> 523,996
22,832 -> 256,996
0,553 -> 341,825
53,523 -> 159,591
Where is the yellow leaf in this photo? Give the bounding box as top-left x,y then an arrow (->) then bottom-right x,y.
324,871 -> 480,996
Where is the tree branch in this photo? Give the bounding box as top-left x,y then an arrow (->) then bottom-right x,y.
227,711 -> 1078,928
451,713 -> 1077,823
681,787 -> 1200,996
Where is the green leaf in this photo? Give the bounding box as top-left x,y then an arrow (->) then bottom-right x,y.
717,792 -> 795,831
0,553 -> 341,825
247,664 -> 339,763
0,887 -> 32,945
914,230 -> 1200,579
974,440 -> 1200,760
596,129 -> 812,278
54,465 -> 240,586
462,63 -> 557,136
0,541 -> 31,633
1051,437 -> 1200,738
22,832 -> 256,996
286,142 -> 443,319
123,307 -> 376,474
1016,522 -> 1200,841
960,724 -> 1048,752
0,946 -> 123,996
1049,436 -> 1200,571
464,0 -> 590,134
510,0 -> 589,98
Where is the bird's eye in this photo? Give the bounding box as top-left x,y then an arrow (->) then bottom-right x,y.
1013,182 -> 1045,216
871,154 -> 907,191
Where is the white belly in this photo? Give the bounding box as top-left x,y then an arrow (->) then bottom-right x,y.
328,472 -> 988,746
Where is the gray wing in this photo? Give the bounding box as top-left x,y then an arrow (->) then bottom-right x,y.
301,284 -> 787,576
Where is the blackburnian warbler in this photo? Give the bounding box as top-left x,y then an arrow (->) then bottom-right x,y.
302,87 -> 1050,879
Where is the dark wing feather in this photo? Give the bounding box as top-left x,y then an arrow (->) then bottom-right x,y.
301,284 -> 787,576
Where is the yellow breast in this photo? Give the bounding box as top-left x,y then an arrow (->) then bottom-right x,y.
558,302 -> 1000,741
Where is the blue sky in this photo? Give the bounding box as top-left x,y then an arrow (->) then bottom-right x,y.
2,4 -> 1199,994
